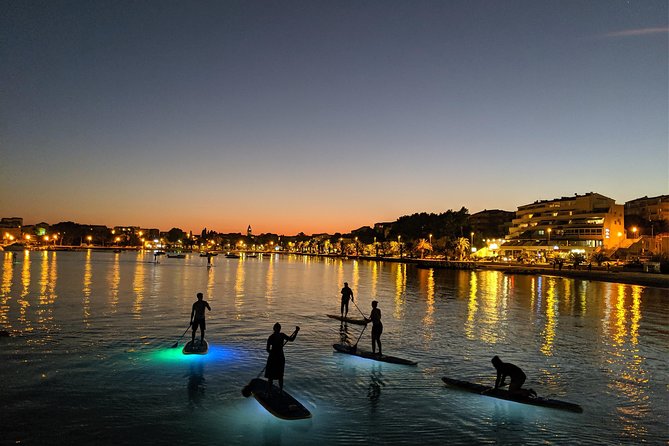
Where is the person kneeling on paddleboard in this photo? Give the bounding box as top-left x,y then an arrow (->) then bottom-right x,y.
265,323 -> 299,396
491,356 -> 537,397
190,292 -> 211,343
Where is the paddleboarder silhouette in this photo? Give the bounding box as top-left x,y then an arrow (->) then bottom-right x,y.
491,355 -> 537,397
190,292 -> 211,343
340,282 -> 354,318
265,322 -> 299,396
366,300 -> 383,356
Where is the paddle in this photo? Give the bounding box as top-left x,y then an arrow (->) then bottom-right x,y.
170,323 -> 192,348
241,326 -> 300,397
351,298 -> 368,321
350,322 -> 368,353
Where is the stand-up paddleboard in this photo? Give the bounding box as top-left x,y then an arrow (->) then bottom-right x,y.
326,314 -> 368,325
441,377 -> 583,413
182,339 -> 209,355
246,378 -> 311,420
332,343 -> 417,366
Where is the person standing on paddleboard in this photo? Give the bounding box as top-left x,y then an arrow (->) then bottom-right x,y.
491,356 -> 537,397
265,323 -> 299,396
340,282 -> 354,318
366,300 -> 383,356
190,292 -> 211,343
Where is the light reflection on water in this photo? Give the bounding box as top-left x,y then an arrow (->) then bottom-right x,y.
0,250 -> 667,445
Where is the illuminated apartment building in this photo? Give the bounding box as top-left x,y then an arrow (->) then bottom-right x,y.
501,192 -> 625,260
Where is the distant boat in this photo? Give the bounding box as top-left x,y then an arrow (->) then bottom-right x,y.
167,252 -> 186,258
225,252 -> 240,259
246,253 -> 258,258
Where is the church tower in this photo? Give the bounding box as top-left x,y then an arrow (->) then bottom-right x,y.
247,225 -> 252,237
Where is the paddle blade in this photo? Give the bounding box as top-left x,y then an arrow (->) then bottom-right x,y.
171,341 -> 179,348
241,384 -> 252,398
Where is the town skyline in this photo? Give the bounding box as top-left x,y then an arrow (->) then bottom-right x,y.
6,191 -> 666,237
1,2 -> 667,235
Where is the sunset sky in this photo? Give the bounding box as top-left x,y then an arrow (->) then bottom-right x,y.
1,1 -> 667,235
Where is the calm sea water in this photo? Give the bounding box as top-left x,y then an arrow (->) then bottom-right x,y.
1,250 -> 667,445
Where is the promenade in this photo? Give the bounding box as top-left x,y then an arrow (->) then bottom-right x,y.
411,258 -> 669,289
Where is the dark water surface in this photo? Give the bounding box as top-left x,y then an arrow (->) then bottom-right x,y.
1,251 -> 667,445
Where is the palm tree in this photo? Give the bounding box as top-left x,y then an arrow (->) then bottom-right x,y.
414,238 -> 432,259
455,237 -> 470,260
570,252 -> 586,267
591,252 -> 608,266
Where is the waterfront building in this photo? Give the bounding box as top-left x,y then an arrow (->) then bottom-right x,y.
468,209 -> 515,241
373,222 -> 394,238
0,217 -> 23,243
624,195 -> 669,222
501,192 -> 625,261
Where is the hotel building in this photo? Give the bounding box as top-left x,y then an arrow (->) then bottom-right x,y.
500,192 -> 625,260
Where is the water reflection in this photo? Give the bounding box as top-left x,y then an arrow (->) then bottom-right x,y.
109,254 -> 120,312
0,254 -> 665,444
465,273 -> 478,340
605,284 -> 650,440
132,257 -> 145,319
630,286 -> 641,345
370,261 -> 378,301
336,259 -> 344,292
37,251 -> 57,333
1,253 -> 14,328
234,261 -> 245,318
393,264 -> 406,320
352,260 -> 360,299
206,262 -> 215,298
19,251 -> 31,332
82,250 -> 92,325
339,322 -> 350,345
367,364 -> 385,413
420,269 -> 435,344
265,257 -> 275,304
540,278 -> 557,356
187,361 -> 206,410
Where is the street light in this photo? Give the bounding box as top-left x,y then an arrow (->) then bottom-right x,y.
547,227 -> 552,243
470,232 -> 474,249
631,227 -> 638,238
398,235 -> 402,258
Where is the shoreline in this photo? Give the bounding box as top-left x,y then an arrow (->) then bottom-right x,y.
5,248 -> 668,289
300,253 -> 669,289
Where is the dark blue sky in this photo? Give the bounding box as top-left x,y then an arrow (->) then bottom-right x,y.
1,1 -> 667,233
